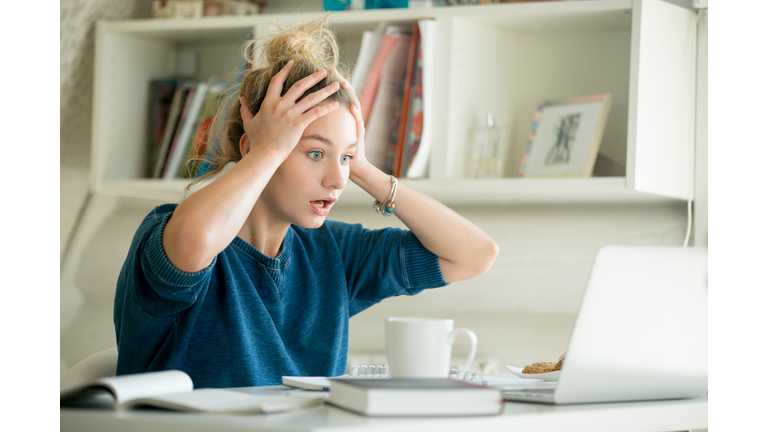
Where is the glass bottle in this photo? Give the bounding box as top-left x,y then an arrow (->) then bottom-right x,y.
471,113 -> 502,178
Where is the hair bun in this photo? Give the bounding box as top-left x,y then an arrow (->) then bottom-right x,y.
257,16 -> 339,71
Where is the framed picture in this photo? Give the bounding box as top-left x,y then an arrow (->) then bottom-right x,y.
517,93 -> 612,178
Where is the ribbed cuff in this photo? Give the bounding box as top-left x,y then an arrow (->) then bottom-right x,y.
145,210 -> 214,287
403,232 -> 448,291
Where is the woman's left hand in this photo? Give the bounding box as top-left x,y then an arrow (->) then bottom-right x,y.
334,70 -> 371,177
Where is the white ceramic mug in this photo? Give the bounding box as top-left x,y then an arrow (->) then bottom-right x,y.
385,317 -> 478,379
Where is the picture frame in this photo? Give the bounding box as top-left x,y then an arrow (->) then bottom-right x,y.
517,93 -> 612,178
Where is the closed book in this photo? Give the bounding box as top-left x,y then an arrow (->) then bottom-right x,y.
146,79 -> 179,177
164,81 -> 209,179
363,28 -> 411,173
326,378 -> 503,417
153,83 -> 191,178
392,23 -> 420,178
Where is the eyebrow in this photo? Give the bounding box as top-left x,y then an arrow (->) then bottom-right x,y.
301,134 -> 357,148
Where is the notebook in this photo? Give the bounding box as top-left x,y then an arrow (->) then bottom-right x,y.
283,366 -> 491,391
503,245 -> 708,405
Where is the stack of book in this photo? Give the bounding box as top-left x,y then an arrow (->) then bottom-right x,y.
352,20 -> 436,179
146,76 -> 227,180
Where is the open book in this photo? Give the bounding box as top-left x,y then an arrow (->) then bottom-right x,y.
61,369 -> 323,414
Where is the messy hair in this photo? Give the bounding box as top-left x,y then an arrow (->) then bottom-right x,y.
185,15 -> 357,192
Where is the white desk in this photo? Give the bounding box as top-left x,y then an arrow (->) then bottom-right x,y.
60,385 -> 707,432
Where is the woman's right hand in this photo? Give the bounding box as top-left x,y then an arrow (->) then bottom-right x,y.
239,60 -> 341,161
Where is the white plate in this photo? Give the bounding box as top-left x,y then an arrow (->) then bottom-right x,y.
505,365 -> 561,382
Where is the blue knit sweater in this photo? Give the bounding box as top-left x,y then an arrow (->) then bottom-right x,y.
113,204 -> 448,388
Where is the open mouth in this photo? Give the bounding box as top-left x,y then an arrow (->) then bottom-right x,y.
310,197 -> 337,210
310,200 -> 331,209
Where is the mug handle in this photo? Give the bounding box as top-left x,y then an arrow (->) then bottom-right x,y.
448,328 -> 477,380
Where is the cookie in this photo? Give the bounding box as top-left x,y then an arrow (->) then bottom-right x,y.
522,362 -> 557,374
553,358 -> 564,371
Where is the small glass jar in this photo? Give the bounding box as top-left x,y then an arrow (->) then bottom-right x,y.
471,113 -> 502,179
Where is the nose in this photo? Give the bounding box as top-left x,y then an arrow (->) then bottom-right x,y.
322,160 -> 347,190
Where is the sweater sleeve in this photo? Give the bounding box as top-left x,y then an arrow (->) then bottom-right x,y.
323,221 -> 449,316
119,204 -> 215,318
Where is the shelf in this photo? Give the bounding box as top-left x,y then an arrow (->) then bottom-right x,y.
98,177 -> 679,206
104,0 -> 632,34
92,0 -> 697,206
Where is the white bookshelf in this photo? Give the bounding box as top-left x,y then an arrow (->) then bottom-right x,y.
91,0 -> 698,205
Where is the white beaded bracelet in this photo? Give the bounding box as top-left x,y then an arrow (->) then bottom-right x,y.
372,175 -> 398,217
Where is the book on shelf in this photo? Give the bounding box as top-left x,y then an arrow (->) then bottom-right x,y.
146,78 -> 180,178
403,19 -> 436,179
163,81 -> 209,180
161,85 -> 196,178
153,82 -> 192,178
60,369 -> 323,414
392,23 -> 420,178
362,26 -> 412,173
176,77 -> 227,179
350,22 -> 385,95
351,20 -> 435,178
196,57 -> 251,178
325,378 -> 504,417
358,27 -> 402,125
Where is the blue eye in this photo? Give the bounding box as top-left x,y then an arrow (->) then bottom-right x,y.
341,154 -> 352,164
308,151 -> 322,160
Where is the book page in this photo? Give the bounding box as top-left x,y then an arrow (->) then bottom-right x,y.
100,370 -> 193,406
60,348 -> 119,398
122,389 -> 323,414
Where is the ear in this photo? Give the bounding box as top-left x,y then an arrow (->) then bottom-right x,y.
239,133 -> 250,158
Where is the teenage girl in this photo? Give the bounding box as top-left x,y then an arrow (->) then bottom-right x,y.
114,17 -> 498,388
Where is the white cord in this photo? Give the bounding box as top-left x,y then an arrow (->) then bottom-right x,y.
683,9 -> 705,248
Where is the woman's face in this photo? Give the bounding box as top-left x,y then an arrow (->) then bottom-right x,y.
261,105 -> 357,228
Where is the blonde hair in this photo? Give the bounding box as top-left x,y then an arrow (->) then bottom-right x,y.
185,15 -> 356,192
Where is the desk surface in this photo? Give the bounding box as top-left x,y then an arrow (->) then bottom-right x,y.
60,385 -> 708,432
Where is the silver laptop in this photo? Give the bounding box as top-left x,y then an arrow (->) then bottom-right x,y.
503,245 -> 708,405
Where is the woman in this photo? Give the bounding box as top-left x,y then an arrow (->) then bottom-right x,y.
114,17 -> 498,388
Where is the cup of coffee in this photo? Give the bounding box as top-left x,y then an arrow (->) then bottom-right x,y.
385,317 -> 478,379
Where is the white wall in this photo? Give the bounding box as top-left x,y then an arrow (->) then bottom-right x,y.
60,196 -> 688,373
61,0 -> 152,260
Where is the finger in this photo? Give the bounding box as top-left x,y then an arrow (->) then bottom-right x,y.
294,81 -> 340,114
335,69 -> 361,109
334,69 -> 354,95
281,69 -> 328,103
239,97 -> 254,124
350,104 -> 365,139
265,59 -> 295,101
300,101 -> 339,127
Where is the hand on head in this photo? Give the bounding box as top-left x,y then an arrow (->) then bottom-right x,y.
239,60 -> 341,161
333,69 -> 369,176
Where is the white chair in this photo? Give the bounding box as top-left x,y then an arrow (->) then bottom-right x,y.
60,346 -> 118,395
